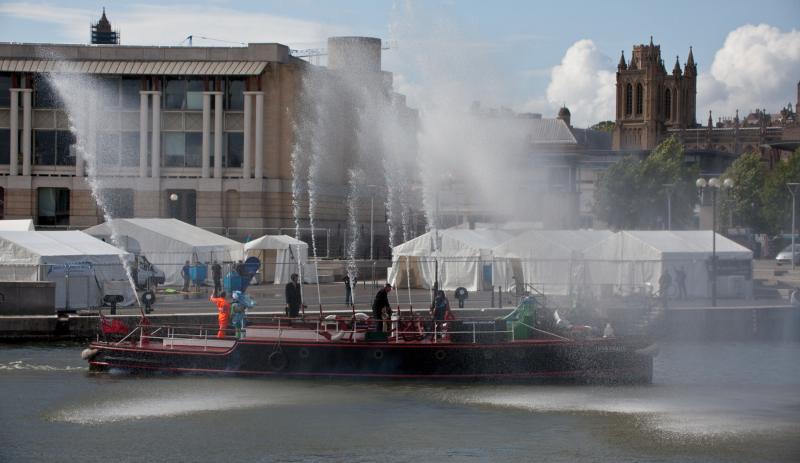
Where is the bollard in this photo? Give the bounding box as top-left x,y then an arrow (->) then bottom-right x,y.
499,286 -> 503,309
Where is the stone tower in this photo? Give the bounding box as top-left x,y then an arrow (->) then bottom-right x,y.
612,38 -> 697,150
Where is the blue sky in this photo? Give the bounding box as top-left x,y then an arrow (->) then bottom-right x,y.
1,0 -> 798,126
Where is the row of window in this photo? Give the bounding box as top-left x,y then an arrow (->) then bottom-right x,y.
624,83 -> 677,120
0,74 -> 247,111
31,187 -> 196,226
0,129 -> 245,168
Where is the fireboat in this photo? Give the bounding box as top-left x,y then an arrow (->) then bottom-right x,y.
82,295 -> 657,383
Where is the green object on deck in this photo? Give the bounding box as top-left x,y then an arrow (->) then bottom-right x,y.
505,296 -> 537,340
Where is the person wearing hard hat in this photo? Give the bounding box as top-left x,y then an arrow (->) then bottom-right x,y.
231,291 -> 247,339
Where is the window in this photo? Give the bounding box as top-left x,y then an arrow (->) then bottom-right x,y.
34,130 -> 56,165
635,83 -> 643,115
98,188 -> 134,218
0,129 -> 9,164
226,78 -> 245,110
120,78 -> 141,109
625,83 -> 632,116
163,132 -> 186,167
185,132 -> 202,167
164,78 -> 187,110
55,131 -> 76,166
120,132 -> 140,167
186,79 -> 204,110
98,77 -> 120,108
0,74 -> 11,107
665,88 -> 671,120
225,132 -> 243,167
97,132 -> 121,166
37,187 -> 70,226
167,189 -> 197,225
33,75 -> 63,109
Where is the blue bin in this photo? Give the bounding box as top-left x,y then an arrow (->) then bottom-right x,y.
224,271 -> 242,293
190,264 -> 207,285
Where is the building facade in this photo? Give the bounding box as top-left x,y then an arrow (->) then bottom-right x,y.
0,38 -> 405,257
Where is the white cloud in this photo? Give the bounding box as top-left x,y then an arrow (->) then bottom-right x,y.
528,39 -> 615,127
698,24 -> 800,116
0,2 -> 342,47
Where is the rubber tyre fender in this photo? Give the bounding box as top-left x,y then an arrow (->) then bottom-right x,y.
268,351 -> 288,372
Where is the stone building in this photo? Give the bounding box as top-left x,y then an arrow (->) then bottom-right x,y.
612,38 -> 791,162
0,37 -> 408,257
612,38 -> 697,151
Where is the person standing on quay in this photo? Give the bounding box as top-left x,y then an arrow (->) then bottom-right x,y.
344,274 -> 353,306
212,260 -> 222,295
285,273 -> 303,317
181,260 -> 191,299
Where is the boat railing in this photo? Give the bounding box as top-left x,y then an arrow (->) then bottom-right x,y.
113,314 -> 572,347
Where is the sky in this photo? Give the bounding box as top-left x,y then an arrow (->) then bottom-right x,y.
0,0 -> 798,127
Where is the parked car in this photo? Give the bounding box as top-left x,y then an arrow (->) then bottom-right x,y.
131,255 -> 166,289
775,244 -> 800,265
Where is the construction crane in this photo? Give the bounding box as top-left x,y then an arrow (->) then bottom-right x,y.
179,35 -> 246,46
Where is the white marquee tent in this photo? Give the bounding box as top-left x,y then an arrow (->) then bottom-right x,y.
583,230 -> 753,299
0,230 -> 135,309
492,230 -> 613,294
0,219 -> 35,231
244,235 -> 314,284
388,229 -> 512,291
84,218 -> 244,285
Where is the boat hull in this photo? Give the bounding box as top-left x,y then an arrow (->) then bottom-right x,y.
88,338 -> 655,384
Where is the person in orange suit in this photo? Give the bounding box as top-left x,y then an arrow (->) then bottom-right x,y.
210,290 -> 230,338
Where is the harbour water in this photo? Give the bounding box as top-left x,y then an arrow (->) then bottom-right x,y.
0,341 -> 798,462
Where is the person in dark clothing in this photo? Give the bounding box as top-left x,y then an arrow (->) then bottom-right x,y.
659,269 -> 672,307
430,290 -> 451,338
372,283 -> 393,333
181,260 -> 191,299
675,267 -> 687,300
344,275 -> 352,305
212,260 -> 222,295
285,273 -> 303,317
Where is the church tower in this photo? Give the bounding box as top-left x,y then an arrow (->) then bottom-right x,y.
612,38 -> 697,150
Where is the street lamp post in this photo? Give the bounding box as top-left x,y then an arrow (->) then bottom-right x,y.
696,177 -> 733,307
367,185 -> 377,262
787,183 -> 800,270
663,183 -> 675,230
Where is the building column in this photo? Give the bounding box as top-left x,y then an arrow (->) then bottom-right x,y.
8,89 -> 19,176
21,89 -> 32,176
139,91 -> 149,178
150,91 -> 161,178
201,92 -> 212,178
213,92 -> 223,179
242,92 -> 253,179
254,92 -> 264,179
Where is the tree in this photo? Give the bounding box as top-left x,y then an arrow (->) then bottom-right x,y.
761,148 -> 800,235
589,121 -> 615,133
594,136 -> 698,229
720,152 -> 768,233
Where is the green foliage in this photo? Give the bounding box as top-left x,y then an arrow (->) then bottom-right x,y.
760,149 -> 800,235
720,152 -> 767,233
594,136 -> 698,229
589,121 -> 615,133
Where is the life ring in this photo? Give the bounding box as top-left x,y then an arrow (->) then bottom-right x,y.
372,349 -> 384,360
268,351 -> 288,371
434,349 -> 446,361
